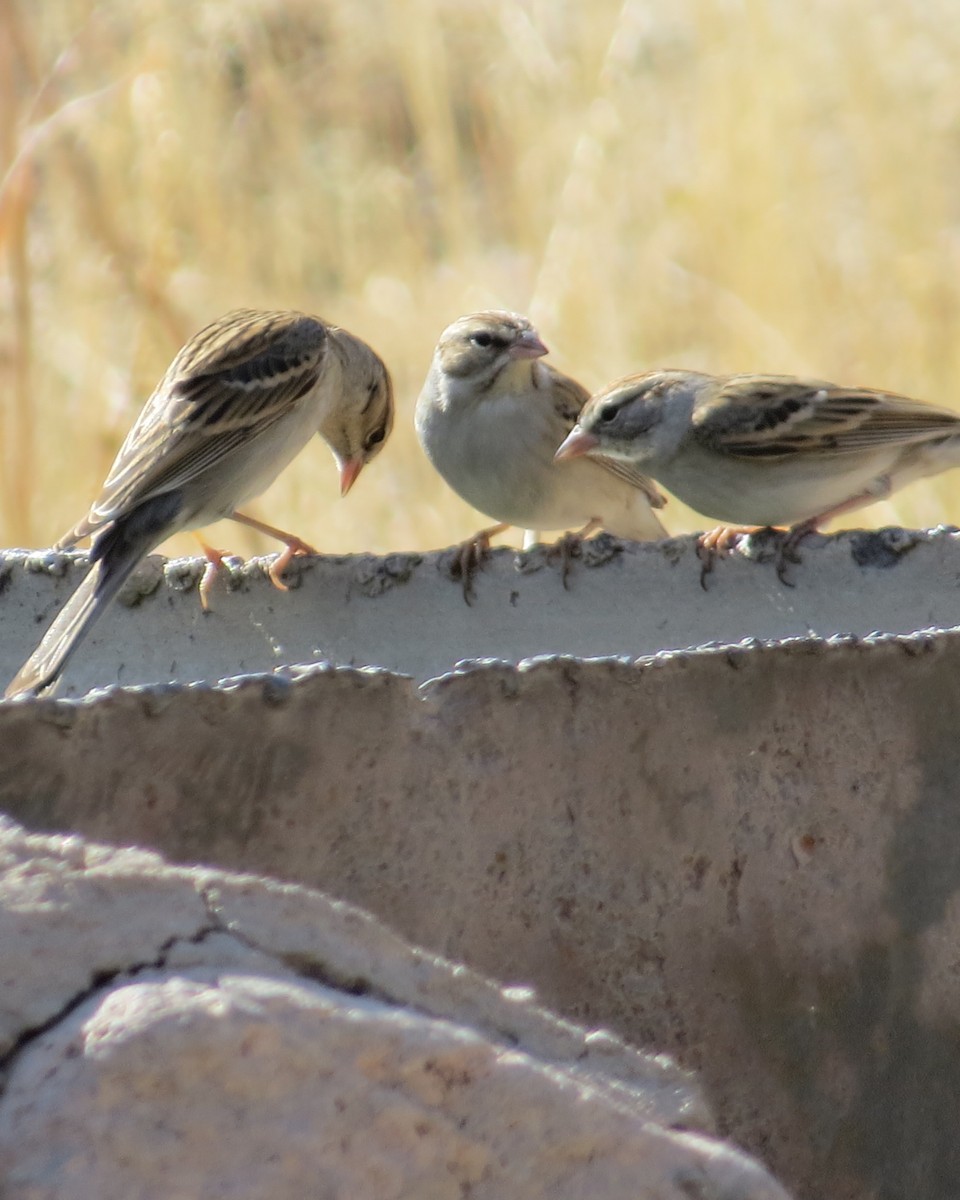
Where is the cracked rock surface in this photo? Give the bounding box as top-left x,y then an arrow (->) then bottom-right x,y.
0,819 -> 790,1199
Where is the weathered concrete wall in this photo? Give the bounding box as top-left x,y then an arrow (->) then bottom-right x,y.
2,532 -> 960,1199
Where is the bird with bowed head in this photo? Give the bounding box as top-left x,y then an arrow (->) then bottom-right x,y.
5,308 -> 393,698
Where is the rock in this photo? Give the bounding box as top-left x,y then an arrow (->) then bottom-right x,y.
0,819 -> 789,1199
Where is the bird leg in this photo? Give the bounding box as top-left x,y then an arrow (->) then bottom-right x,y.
450,522 -> 511,605
777,520 -> 817,581
547,519 -> 601,589
229,510 -> 318,591
696,525 -> 766,589
777,477 -> 892,583
698,525 -> 762,555
194,536 -> 230,612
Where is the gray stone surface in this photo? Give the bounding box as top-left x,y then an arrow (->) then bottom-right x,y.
2,533 -> 960,1198
0,820 -> 786,1200
1,526 -> 959,694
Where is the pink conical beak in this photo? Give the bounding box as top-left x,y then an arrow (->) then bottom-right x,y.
338,454 -> 364,496
555,428 -> 600,461
509,329 -> 549,360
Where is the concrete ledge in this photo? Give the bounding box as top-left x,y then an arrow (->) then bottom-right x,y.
0,526 -> 958,694
2,532 -> 960,1198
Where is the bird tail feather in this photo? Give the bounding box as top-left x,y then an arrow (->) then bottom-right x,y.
4,493 -> 182,699
4,550 -> 140,699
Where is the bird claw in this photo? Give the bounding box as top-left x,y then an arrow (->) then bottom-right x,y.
450,535 -> 491,605
268,537 -> 318,591
197,541 -> 229,612
546,532 -> 584,589
446,523 -> 510,605
199,557 -> 223,612
775,522 -> 816,587
696,526 -> 756,590
544,518 -> 600,589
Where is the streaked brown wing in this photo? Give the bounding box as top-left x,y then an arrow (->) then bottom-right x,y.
65,310 -> 328,542
543,364 -> 667,508
594,455 -> 668,508
694,374 -> 960,461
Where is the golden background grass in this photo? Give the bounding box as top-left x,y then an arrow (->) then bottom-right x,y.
3,0 -> 960,560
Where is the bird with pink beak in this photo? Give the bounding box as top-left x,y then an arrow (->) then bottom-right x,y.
416,310 -> 668,600
556,366 -> 960,576
5,309 -> 394,698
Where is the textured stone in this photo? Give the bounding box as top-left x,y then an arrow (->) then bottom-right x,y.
0,821 -> 786,1200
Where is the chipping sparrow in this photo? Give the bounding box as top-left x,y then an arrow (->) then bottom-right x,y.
416,311 -> 668,598
5,308 -> 393,698
556,368 -> 960,569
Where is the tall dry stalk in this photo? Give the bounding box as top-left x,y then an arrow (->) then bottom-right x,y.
0,0 -> 36,546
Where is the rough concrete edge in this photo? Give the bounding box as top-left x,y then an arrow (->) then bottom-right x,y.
1,619 -> 956,723
0,535 -> 675,603
2,522 -> 959,602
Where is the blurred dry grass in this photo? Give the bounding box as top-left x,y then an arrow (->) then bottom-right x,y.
4,0 -> 960,560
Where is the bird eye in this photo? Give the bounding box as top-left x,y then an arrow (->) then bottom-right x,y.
470,332 -> 494,348
364,427 -> 385,451
597,404 -> 619,423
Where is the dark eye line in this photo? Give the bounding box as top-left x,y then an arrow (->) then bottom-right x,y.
470,331 -> 505,349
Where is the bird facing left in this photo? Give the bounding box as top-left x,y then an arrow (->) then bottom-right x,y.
4,308 -> 393,699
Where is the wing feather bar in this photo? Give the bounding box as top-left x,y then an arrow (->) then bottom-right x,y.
65,311 -> 329,538
701,379 -> 960,460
